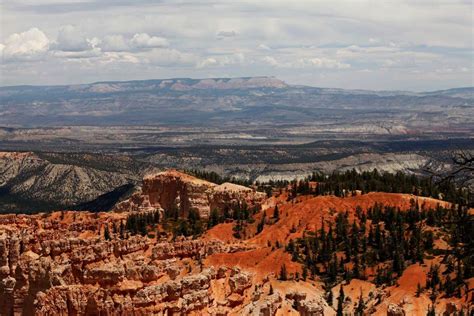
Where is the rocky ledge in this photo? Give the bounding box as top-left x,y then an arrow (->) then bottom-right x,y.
114,170 -> 266,218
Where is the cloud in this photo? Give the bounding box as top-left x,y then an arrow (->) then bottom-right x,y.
262,56 -> 278,66
130,33 -> 169,49
52,48 -> 101,59
295,57 -> 351,69
100,33 -> 170,52
258,44 -> 271,51
197,57 -> 218,68
335,44 -> 440,69
1,0 -> 472,90
99,52 -> 141,64
197,53 -> 245,68
53,25 -> 92,52
262,55 -> 350,69
145,48 -> 196,66
217,30 -> 237,38
1,28 -> 50,61
100,35 -> 129,52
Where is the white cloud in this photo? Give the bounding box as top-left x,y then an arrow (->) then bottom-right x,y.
52,48 -> 101,59
54,25 -> 92,52
1,0 -> 472,90
197,53 -> 245,68
217,30 -> 237,38
99,52 -> 141,64
145,48 -> 196,66
335,44 -> 440,69
262,55 -> 350,69
100,35 -> 129,52
258,44 -> 271,51
197,57 -> 218,68
100,33 -> 170,52
295,58 -> 351,69
1,28 -> 50,61
130,33 -> 169,49
262,56 -> 278,66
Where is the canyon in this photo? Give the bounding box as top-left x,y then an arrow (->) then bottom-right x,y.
0,77 -> 472,315
0,170 -> 471,315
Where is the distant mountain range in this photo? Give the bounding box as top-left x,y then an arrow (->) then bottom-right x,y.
0,77 -> 472,129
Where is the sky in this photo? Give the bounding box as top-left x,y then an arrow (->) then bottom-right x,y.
0,0 -> 473,91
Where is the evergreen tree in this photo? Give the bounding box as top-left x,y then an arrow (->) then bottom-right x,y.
337,285 -> 345,316
208,209 -> 220,228
279,264 -> 288,281
353,254 -> 361,279
302,266 -> 308,281
444,274 -> 455,296
273,205 -> 280,221
416,282 -> 423,297
257,211 -> 266,234
426,304 -> 436,316
355,291 -> 365,316
139,217 -> 147,236
327,289 -> 334,306
119,221 -> 125,239
104,225 -> 111,241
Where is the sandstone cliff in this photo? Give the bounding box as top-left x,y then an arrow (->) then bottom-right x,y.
0,186 -> 470,315
0,211 -> 324,315
114,170 -> 266,218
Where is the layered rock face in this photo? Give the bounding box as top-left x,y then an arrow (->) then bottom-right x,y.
0,209 -> 329,316
115,170 -> 266,218
1,180 -> 470,315
0,212 -> 259,315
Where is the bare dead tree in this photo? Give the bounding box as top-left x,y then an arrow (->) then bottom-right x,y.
425,149 -> 473,207
444,150 -> 474,186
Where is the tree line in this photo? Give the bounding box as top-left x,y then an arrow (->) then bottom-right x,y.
283,201 -> 472,302
285,169 -> 465,204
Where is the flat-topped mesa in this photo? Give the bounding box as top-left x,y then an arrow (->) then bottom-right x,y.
115,170 -> 266,218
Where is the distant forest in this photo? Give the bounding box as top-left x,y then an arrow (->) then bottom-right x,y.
188,168 -> 468,206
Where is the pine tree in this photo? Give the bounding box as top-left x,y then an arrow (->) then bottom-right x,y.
257,211 -> 266,233
426,304 -> 436,316
279,264 -> 288,281
273,205 -> 280,221
208,209 -> 220,228
355,291 -> 365,316
337,285 -> 345,316
327,289 -> 334,306
416,282 -> 423,297
353,255 -> 361,279
119,221 -> 125,239
104,225 -> 111,241
139,217 -> 147,236
444,274 -> 455,296
302,266 -> 308,281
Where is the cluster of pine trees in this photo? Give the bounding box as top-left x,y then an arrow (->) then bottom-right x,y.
185,169 -> 252,186
207,202 -> 259,239
171,209 -> 204,237
285,169 -> 464,204
125,210 -> 160,236
159,199 -> 259,239
283,201 -> 472,297
99,210 -> 161,240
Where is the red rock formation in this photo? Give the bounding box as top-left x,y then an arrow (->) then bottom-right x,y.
114,170 -> 266,218
0,189 -> 470,315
